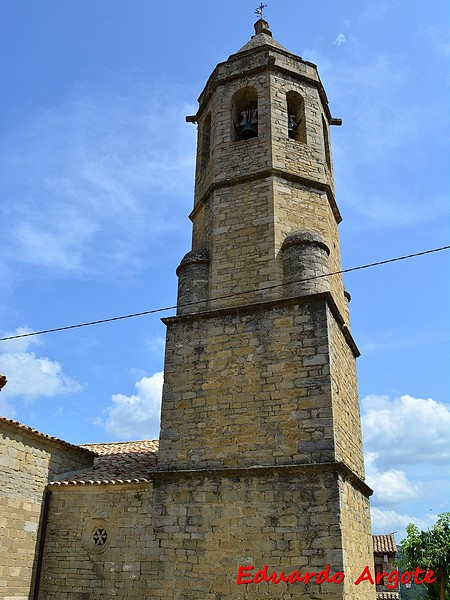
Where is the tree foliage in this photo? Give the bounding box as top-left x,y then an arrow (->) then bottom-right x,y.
400,583 -> 428,600
399,513 -> 450,600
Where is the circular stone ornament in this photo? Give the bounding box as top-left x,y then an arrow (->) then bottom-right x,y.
82,519 -> 111,554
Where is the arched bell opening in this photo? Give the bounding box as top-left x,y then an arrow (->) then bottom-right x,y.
231,87 -> 258,141
286,91 -> 307,143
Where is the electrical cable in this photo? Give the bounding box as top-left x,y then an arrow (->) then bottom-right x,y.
0,244 -> 448,342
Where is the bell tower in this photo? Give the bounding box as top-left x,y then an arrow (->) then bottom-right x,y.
156,18 -> 376,600
181,17 -> 345,315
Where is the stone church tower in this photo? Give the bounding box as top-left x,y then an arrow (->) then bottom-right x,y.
0,17 -> 377,600
157,17 -> 376,600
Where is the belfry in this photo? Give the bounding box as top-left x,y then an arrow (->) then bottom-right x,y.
157,15 -> 376,600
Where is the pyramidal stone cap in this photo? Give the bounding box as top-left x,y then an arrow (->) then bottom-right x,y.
234,19 -> 291,56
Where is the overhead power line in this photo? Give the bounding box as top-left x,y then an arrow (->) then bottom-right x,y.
0,244 -> 448,343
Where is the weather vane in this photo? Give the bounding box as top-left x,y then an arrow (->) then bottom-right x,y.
255,3 -> 268,20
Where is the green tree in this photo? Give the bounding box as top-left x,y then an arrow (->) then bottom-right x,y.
399,513 -> 450,600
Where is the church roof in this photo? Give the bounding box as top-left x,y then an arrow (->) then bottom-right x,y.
234,28 -> 291,56
0,416 -> 96,456
372,533 -> 397,554
49,439 -> 159,486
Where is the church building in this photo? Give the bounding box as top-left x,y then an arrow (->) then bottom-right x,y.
0,16 -> 376,600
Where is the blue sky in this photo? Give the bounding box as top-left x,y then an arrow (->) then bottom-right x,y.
0,1 -> 449,541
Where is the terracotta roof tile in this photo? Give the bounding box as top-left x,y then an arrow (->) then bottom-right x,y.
0,416 -> 96,456
373,533 -> 397,554
50,439 -> 159,486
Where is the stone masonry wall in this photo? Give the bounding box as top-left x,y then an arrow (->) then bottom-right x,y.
191,177 -> 345,314
0,422 -> 94,600
39,471 -> 375,600
206,178 -> 279,307
328,305 -> 366,479
269,72 -> 335,193
194,64 -> 272,204
38,484 -> 155,599
159,296 -> 336,471
152,471 -> 374,600
339,475 -> 375,598
273,180 -> 346,319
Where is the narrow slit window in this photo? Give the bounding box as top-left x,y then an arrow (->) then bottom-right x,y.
322,116 -> 331,169
201,113 -> 211,165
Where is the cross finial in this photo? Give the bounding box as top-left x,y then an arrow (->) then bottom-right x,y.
255,3 -> 267,20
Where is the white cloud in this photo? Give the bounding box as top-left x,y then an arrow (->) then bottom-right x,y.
0,327 -> 42,354
371,507 -> 437,541
0,394 -> 15,418
365,452 -> 422,505
98,371 -> 163,440
362,394 -> 450,467
0,79 -> 196,277
0,328 -> 82,407
333,33 -> 346,46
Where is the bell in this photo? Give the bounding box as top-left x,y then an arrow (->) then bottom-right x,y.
288,114 -> 298,139
239,122 -> 258,140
